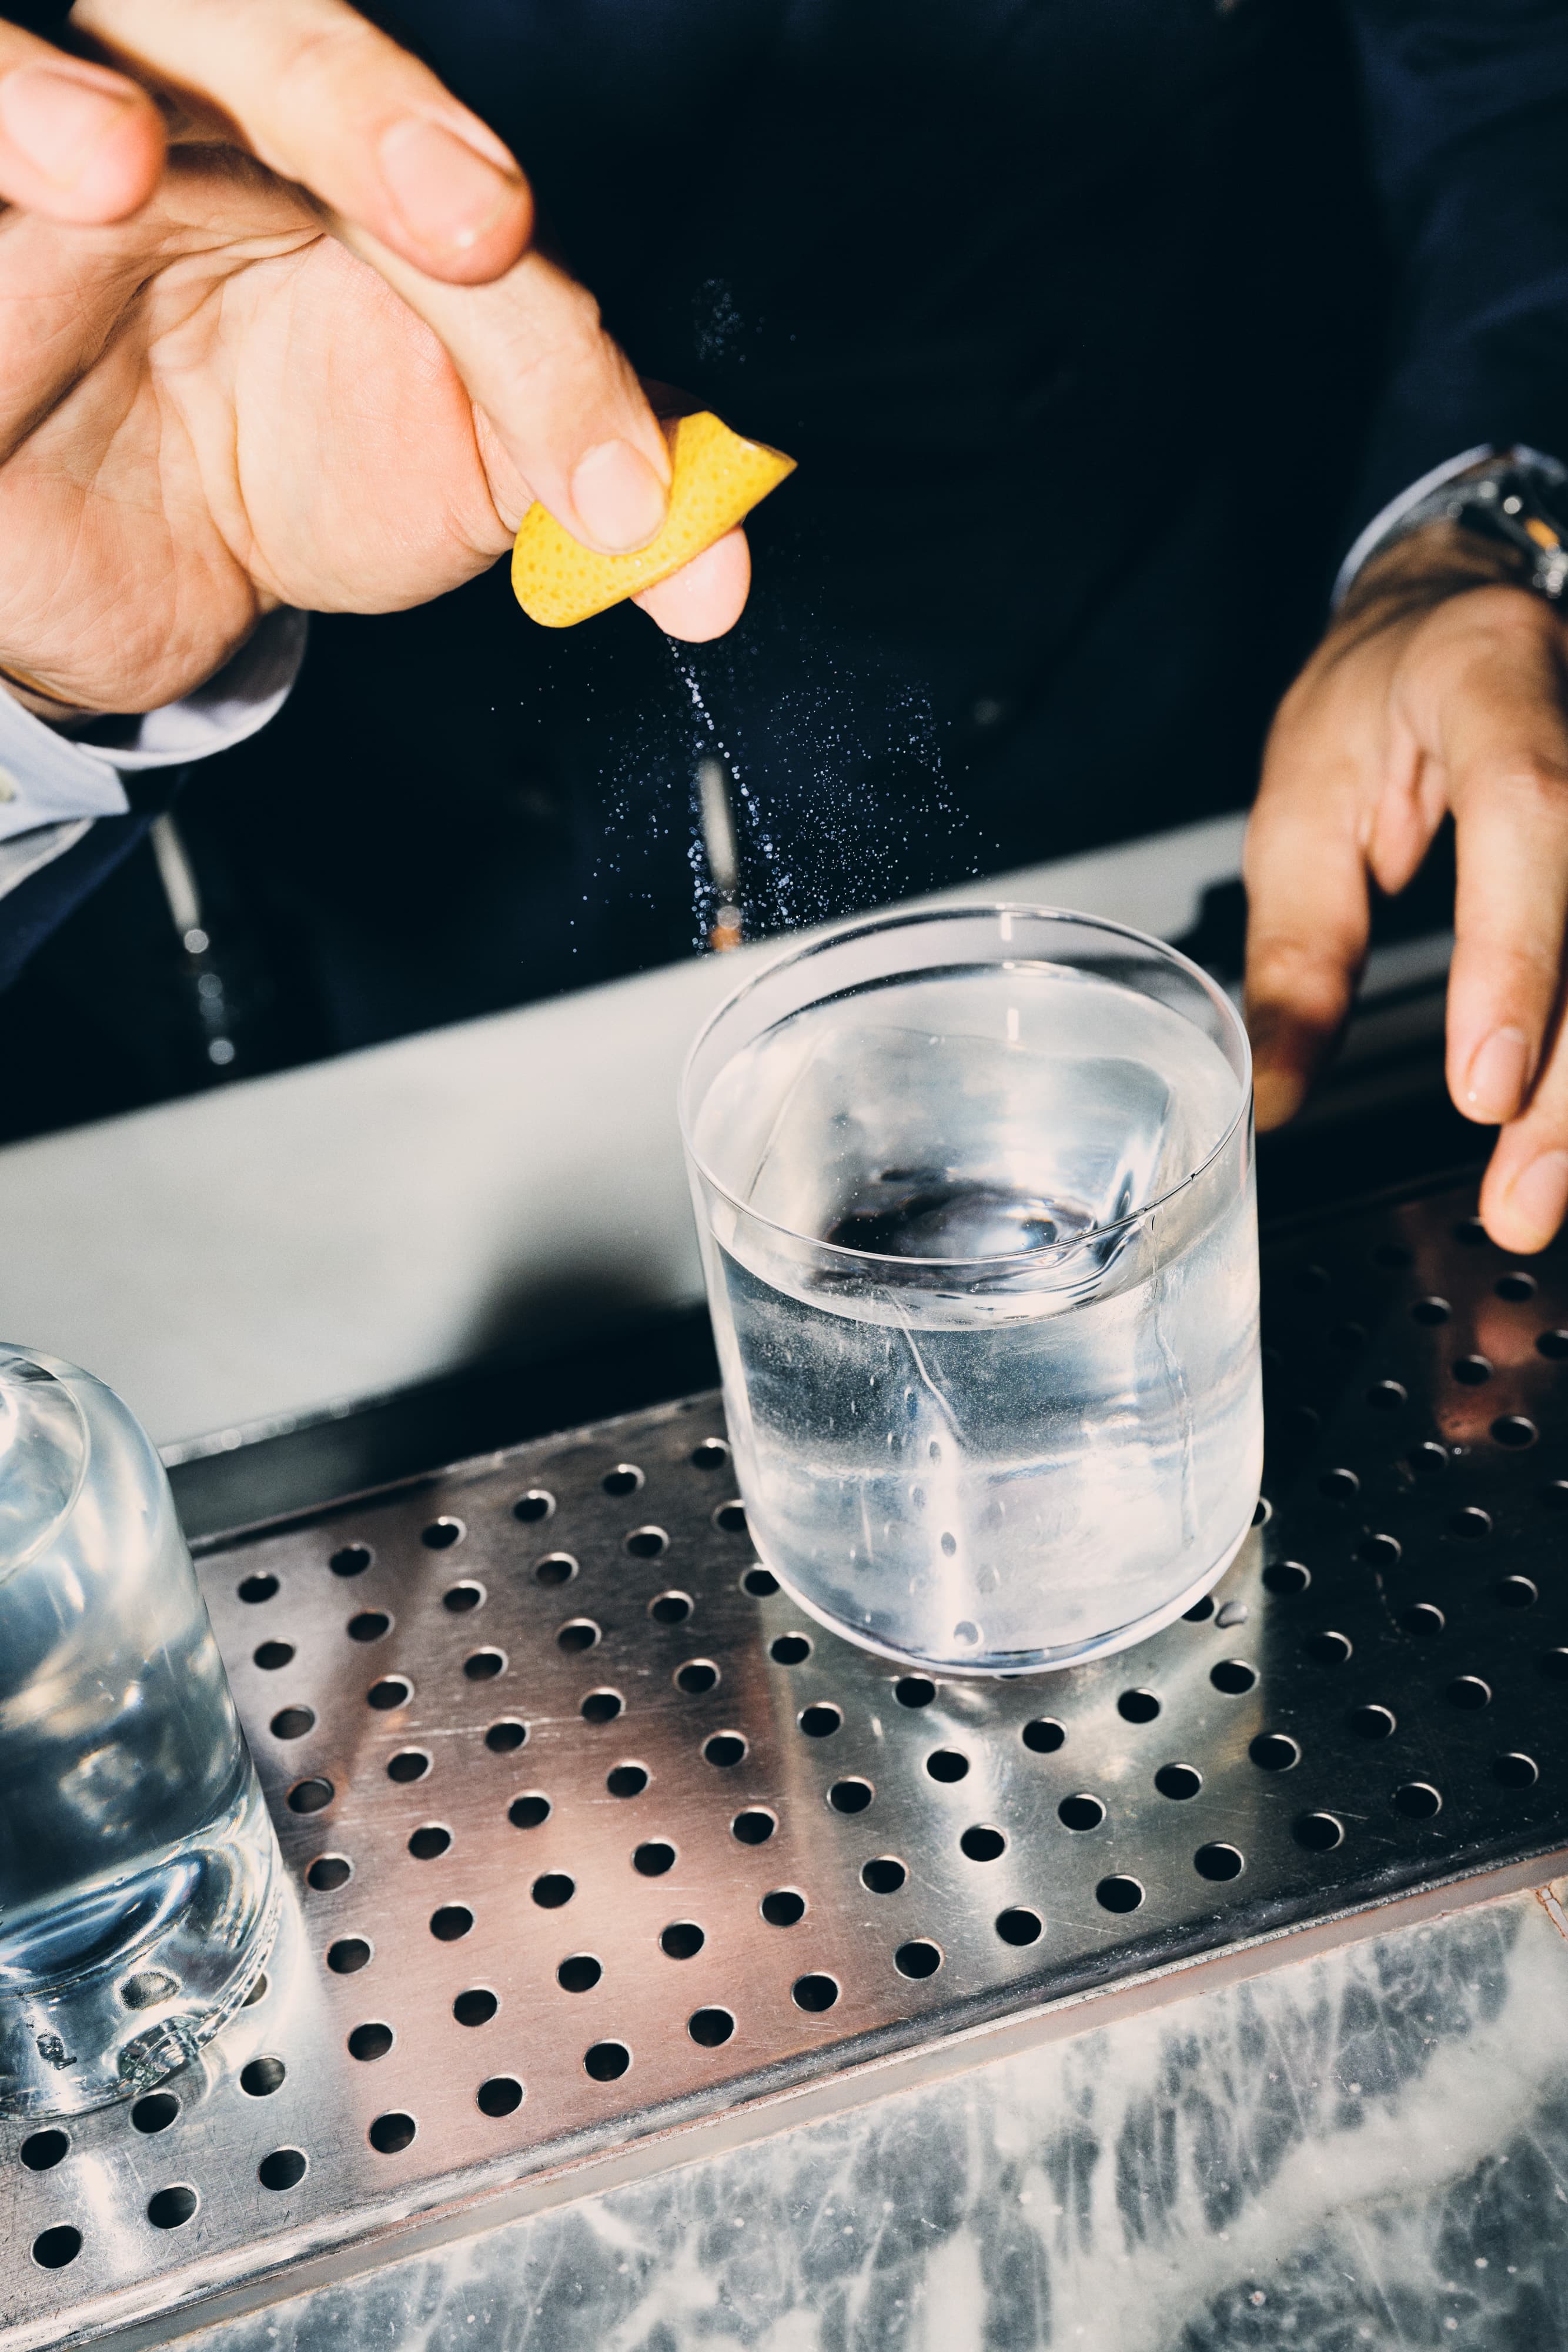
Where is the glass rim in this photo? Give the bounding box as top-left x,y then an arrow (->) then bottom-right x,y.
678,901 -> 1253,1269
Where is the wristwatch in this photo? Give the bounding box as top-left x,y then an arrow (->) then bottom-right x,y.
1369,449 -> 1568,606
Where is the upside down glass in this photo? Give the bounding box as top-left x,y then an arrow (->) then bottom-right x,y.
681,906 -> 1262,1673
0,1347 -> 278,2116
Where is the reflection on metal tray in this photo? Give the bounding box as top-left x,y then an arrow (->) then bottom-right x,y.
5,1177 -> 1568,2351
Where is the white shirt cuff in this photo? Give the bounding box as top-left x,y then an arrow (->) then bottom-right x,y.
0,609 -> 308,844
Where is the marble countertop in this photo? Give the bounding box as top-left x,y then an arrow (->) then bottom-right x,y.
174,1863 -> 1568,2352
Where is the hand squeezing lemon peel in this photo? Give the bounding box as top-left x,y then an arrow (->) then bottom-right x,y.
510,412 -> 795,628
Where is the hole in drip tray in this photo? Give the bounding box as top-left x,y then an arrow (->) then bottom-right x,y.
792,1973 -> 839,2012
535,1555 -> 577,1588
531,1873 -> 574,1908
386,1752 -> 427,1783
1446,1675 -> 1492,1710
486,1720 -> 526,1752
828,1778 -> 872,1814
661,1922 -> 705,1959
1095,1876 -> 1144,1913
32,2226 -> 82,2269
288,1778 -> 335,1812
626,1527 -> 668,1559
1497,1576 -> 1538,1608
1492,1415 -> 1538,1449
633,1842 -> 676,1876
581,1690 -> 623,1722
430,1905 -> 473,1942
1194,1843 -> 1243,1881
715,1501 -> 748,1532
1402,1602 -> 1445,1636
996,1907 -> 1044,1946
464,1649 -> 506,1682
1248,1734 -> 1299,1772
1263,1562 -> 1310,1596
147,2186 -> 197,2230
454,1989 -> 497,2026
1412,1297 -> 1450,1325
368,2113 -> 416,2154
1155,1763 -> 1202,1799
326,1939 -> 370,1975
1058,1793 -> 1104,1832
743,1567 -> 779,1596
799,1705 -> 841,1739
347,1613 -> 390,1643
584,2042 -> 631,2080
368,1678 -> 411,1712
960,1825 -> 1006,1861
607,1763 -> 649,1797
1211,1660 -> 1258,1694
1022,1718 -> 1064,1753
603,1466 -> 643,1496
421,1518 -> 463,1550
239,1575 -> 279,1604
408,1825 -> 451,1860
1366,1381 -> 1407,1411
650,1591 -> 693,1623
895,1939 -> 942,1979
131,2092 -> 179,2133
1495,1752 -> 1539,1788
21,2129 -> 69,2170
688,2007 -> 735,2046
255,1642 -> 294,1670
1452,1356 -> 1492,1386
676,1660 -> 719,1695
259,2149 -> 307,2192
704,1733 -> 747,1767
770,1635 -> 810,1666
1117,1689 -> 1160,1723
557,1621 -> 600,1655
240,2056 -> 285,2097
1182,1595 -> 1216,1621
1537,1332 -> 1568,1361
348,2023 -> 393,2061
762,1889 -> 806,1925
514,1491 -> 554,1522
509,1794 -> 550,1829
1294,1813 -> 1344,1852
862,1856 -> 907,1893
1349,1705 -> 1396,1740
691,1439 -> 728,1469
925,1749 -> 969,1782
731,1809 -> 775,1845
557,1955 -> 602,1993
269,1706 -> 314,1740
895,1675 -> 936,1707
1305,1631 -> 1353,1666
443,1582 -> 484,1615
477,2076 -> 523,2117
1393,1782 -> 1442,1819
329,1546 -> 370,1578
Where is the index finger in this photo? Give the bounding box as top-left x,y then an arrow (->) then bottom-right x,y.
0,18 -> 163,219
1242,710 -> 1372,1130
73,0 -> 531,282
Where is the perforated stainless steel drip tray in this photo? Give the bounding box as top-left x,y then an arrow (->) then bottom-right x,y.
7,1176 -> 1568,2351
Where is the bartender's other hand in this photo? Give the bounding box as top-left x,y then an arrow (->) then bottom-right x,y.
1245,524 -> 1568,1253
0,4 -> 747,657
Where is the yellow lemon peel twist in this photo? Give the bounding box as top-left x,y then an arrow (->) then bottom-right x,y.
510,412 -> 795,628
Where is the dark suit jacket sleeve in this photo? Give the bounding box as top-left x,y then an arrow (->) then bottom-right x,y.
1345,0 -> 1568,532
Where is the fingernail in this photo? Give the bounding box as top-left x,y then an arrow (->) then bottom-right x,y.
570,439 -> 668,553
379,117 -> 517,255
1506,1150 -> 1568,1249
0,66 -> 135,186
1465,1024 -> 1531,1122
1252,1065 -> 1306,1132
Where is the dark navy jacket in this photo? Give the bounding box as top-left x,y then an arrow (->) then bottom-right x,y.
8,1 -> 1568,1125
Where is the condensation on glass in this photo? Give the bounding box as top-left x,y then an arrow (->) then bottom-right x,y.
681,906 -> 1262,1673
0,1347 -> 278,2116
